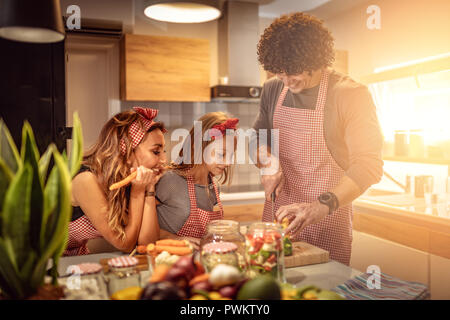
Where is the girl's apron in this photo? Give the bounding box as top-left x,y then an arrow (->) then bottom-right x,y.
177,175 -> 224,238
262,69 -> 353,265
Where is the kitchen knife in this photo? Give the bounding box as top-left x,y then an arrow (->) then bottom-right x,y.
271,191 -> 276,222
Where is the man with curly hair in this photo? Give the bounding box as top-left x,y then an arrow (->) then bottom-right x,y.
253,12 -> 384,265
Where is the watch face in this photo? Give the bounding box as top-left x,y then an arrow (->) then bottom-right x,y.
321,193 -> 331,202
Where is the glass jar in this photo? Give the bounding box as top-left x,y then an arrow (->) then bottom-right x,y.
200,220 -> 246,271
62,263 -> 109,300
105,257 -> 141,296
245,222 -> 285,283
201,242 -> 239,272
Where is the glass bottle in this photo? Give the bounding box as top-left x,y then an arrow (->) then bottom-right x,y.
245,222 -> 285,283
200,220 -> 246,272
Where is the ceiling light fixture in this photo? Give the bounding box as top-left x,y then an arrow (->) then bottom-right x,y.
0,0 -> 65,43
144,0 -> 222,23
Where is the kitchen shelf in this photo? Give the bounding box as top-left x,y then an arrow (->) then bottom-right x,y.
383,156 -> 450,165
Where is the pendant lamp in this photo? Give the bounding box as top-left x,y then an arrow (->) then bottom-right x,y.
0,0 -> 65,43
144,0 -> 222,23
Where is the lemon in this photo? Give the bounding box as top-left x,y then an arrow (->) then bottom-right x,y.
110,286 -> 143,300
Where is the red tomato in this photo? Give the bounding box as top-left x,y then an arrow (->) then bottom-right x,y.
263,234 -> 274,243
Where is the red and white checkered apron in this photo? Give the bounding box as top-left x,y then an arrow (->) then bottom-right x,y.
262,70 -> 353,265
64,215 -> 102,256
176,175 -> 224,239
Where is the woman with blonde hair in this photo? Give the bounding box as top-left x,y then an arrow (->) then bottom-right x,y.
66,107 -> 167,255
156,112 -> 239,248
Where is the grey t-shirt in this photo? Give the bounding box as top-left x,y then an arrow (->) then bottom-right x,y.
155,171 -> 219,234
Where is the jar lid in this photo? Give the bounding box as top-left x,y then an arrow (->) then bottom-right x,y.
107,256 -> 138,268
202,242 -> 237,254
70,263 -> 103,275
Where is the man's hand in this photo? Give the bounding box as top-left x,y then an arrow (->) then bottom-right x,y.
261,170 -> 285,201
275,200 -> 329,236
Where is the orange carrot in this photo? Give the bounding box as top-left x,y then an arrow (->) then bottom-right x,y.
136,245 -> 147,254
146,243 -> 156,256
154,245 -> 192,256
149,264 -> 170,283
109,171 -> 138,191
189,273 -> 209,287
156,239 -> 189,247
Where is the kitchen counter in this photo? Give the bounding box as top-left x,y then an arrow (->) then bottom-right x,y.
57,252 -> 362,295
353,189 -> 450,260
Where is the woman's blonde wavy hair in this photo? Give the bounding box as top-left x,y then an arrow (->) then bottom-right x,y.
171,111 -> 236,186
82,110 -> 165,241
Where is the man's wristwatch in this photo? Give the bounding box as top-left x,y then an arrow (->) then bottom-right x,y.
318,192 -> 339,215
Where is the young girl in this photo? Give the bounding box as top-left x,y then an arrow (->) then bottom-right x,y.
155,112 -> 239,248
66,107 -> 167,256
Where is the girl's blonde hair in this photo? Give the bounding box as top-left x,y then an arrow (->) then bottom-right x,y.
171,111 -> 236,185
82,110 -> 165,241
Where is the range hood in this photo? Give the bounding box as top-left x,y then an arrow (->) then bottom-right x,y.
211,0 -> 262,102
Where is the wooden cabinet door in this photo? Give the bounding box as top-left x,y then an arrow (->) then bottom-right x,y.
121,34 -> 210,102
351,231 -> 429,286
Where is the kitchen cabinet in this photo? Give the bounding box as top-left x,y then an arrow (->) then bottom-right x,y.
430,254 -> 450,299
120,34 -> 210,102
351,202 -> 450,299
0,38 -> 66,154
350,230 -> 429,286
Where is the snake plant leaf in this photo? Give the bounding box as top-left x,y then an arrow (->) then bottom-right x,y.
38,145 -> 53,183
0,238 -> 26,299
32,149 -> 72,288
0,119 -> 21,174
20,121 -> 44,253
69,112 -> 83,179
0,158 -> 14,220
2,163 -> 32,268
41,158 -> 59,250
19,251 -> 37,285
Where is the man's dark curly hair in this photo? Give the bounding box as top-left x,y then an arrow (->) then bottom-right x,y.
257,12 -> 335,75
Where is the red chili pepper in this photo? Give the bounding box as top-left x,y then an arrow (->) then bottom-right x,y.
267,254 -> 276,263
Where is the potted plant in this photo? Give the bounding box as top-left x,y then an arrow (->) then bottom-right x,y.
0,113 -> 83,299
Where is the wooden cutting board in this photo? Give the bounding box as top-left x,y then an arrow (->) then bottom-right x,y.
284,241 -> 329,268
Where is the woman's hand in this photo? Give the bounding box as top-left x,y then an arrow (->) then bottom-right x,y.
131,165 -> 163,191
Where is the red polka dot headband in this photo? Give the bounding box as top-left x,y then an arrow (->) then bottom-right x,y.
120,107 -> 167,155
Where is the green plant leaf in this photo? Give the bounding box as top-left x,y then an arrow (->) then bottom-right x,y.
38,145 -> 53,183
0,238 -> 26,299
20,121 -> 44,253
0,119 -> 21,174
19,251 -> 37,284
69,112 -> 83,178
2,163 -> 32,267
0,159 -> 14,225
41,159 -> 59,250
32,150 -> 72,289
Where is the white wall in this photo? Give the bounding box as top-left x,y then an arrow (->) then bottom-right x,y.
322,0 -> 450,79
